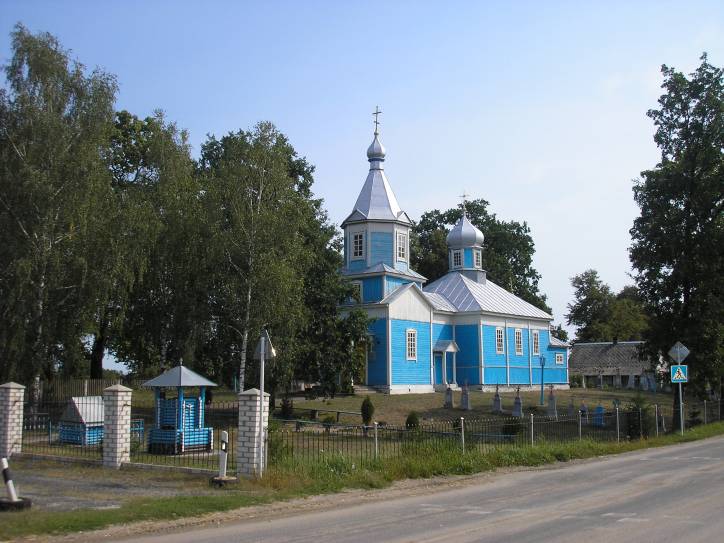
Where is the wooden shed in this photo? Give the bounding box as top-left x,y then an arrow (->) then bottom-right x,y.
58,396 -> 104,445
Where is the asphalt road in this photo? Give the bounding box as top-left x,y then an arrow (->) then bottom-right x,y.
119,436 -> 724,543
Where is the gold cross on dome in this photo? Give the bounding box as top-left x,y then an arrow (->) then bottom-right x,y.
372,106 -> 382,135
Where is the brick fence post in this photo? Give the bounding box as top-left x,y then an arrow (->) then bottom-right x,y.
236,388 -> 269,478
0,382 -> 25,458
103,384 -> 132,468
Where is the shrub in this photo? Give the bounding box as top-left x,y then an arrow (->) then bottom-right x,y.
405,411 -> 420,429
625,392 -> 653,438
361,396 -> 374,426
322,414 -> 336,433
280,396 -> 294,419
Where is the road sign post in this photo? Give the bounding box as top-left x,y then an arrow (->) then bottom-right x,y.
668,342 -> 689,437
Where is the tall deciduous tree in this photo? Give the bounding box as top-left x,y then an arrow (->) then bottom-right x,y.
0,25 -> 116,381
411,199 -> 550,312
630,55 -> 724,397
566,270 -> 648,342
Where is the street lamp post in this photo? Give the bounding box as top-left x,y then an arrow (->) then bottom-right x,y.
539,355 -> 546,406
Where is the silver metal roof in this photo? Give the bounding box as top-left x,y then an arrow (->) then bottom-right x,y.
433,340 -> 459,353
143,365 -> 218,388
423,272 -> 552,320
549,335 -> 570,348
341,262 -> 426,282
342,133 -> 411,226
423,292 -> 457,312
61,396 -> 104,424
447,214 -> 484,248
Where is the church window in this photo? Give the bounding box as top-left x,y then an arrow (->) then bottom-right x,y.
474,249 -> 482,269
515,329 -> 523,355
495,327 -> 504,354
352,232 -> 364,259
555,353 -> 564,365
397,232 -> 407,261
532,330 -> 540,355
452,250 -> 462,268
406,329 -> 417,360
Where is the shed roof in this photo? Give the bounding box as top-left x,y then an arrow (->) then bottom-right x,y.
423,272 -> 552,320
550,335 -> 571,348
568,341 -> 649,375
143,365 -> 218,388
433,340 -> 459,353
341,262 -> 426,282
60,396 -> 104,425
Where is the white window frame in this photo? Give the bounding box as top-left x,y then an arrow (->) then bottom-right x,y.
397,231 -> 407,261
406,329 -> 417,361
515,329 -> 523,355
452,250 -> 462,268
555,353 -> 564,365
474,249 -> 482,269
532,330 -> 540,356
351,231 -> 365,260
495,327 -> 505,354
351,281 -> 362,303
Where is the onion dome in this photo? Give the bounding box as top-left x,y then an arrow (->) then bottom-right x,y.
366,134 -> 386,161
446,214 -> 484,249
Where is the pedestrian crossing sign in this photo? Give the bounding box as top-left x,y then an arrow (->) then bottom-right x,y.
671,365 -> 688,383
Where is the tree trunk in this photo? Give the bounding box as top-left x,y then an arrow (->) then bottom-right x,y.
238,281 -> 252,392
90,314 -> 110,379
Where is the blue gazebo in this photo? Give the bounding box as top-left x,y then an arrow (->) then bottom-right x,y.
143,365 -> 217,454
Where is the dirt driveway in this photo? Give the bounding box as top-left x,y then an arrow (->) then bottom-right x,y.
9,457 -> 219,512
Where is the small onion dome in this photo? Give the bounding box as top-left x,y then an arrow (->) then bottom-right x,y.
367,134 -> 386,161
447,214 -> 484,248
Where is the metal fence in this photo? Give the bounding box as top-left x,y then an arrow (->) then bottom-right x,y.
267,399 -> 724,465
21,396 -> 109,460
20,396 -> 723,472
128,400 -> 237,471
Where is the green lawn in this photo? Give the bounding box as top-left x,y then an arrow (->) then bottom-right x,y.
290,388 -> 673,426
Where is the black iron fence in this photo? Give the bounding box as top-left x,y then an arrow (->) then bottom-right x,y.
128,400 -> 237,472
19,396 -> 723,472
267,400 -> 724,465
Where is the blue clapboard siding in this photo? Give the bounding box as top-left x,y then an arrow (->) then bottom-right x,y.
507,328 -> 529,367
367,318 -> 388,385
432,323 -> 453,343
348,259 -> 367,272
361,276 -> 384,303
483,325 -> 506,369
484,367 -> 507,385
510,367 -> 531,384
391,319 -> 431,385
385,276 -> 411,297
463,248 -> 474,268
532,367 -> 567,384
454,324 -> 480,385
371,232 -> 393,266
394,260 -> 409,272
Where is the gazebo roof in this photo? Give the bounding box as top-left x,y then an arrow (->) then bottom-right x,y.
142,365 -> 218,388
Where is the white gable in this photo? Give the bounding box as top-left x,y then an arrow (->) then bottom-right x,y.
385,284 -> 432,322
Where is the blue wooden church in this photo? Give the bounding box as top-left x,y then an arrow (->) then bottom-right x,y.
341,119 -> 569,393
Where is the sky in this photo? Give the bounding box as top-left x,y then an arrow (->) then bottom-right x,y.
3,1 -> 723,346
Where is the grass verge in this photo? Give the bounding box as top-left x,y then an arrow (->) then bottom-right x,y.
2,422 -> 724,540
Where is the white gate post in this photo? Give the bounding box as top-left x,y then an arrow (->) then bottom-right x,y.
0,383 -> 25,458
103,385 -> 132,468
237,388 -> 269,478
